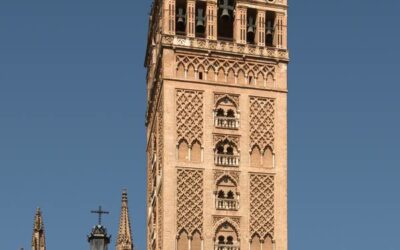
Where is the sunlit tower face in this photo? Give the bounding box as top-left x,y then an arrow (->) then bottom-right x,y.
145,0 -> 288,249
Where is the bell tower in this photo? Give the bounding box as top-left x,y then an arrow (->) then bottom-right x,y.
145,0 -> 288,249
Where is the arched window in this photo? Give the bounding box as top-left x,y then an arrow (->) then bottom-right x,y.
226,146 -> 234,155
178,140 -> 189,162
250,235 -> 261,250
217,68 -> 225,82
177,230 -> 189,250
197,66 -> 205,80
208,67 -> 216,81
214,139 -> 239,167
237,70 -> 245,85
214,96 -> 239,129
187,64 -> 195,79
257,72 -> 264,87
266,73 -> 274,88
227,69 -> 235,84
216,176 -> 238,210
250,145 -> 262,167
226,109 -> 235,117
263,146 -> 273,169
216,108 -> 225,117
226,236 -> 234,245
177,63 -> 185,78
264,235 -> 273,250
191,231 -> 202,250
191,140 -> 202,163
215,222 -> 239,249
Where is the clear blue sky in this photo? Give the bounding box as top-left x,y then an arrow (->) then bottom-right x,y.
0,0 -> 399,249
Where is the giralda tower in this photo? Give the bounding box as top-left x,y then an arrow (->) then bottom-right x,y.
145,0 -> 288,249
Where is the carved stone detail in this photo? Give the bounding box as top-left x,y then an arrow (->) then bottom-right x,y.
213,216 -> 241,227
250,174 -> 275,239
213,134 -> 240,149
176,89 -> 204,145
214,170 -> 240,185
214,93 -> 240,108
177,169 -> 204,235
176,54 -> 276,81
249,97 -> 275,152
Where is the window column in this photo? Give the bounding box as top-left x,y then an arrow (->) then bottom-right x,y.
167,0 -> 176,35
257,10 -> 266,46
206,2 -> 217,40
235,6 -> 247,44
187,0 -> 195,37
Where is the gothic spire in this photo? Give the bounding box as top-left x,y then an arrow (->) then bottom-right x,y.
31,208 -> 46,250
116,190 -> 134,250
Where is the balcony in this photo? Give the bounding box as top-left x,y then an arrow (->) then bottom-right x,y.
214,244 -> 240,250
215,154 -> 240,167
215,117 -> 239,129
216,198 -> 239,210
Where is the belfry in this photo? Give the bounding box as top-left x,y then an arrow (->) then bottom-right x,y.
145,0 -> 288,249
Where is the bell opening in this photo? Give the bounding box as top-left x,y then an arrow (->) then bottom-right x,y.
195,2 -> 206,38
218,0 -> 235,40
265,11 -> 276,47
247,8 -> 257,44
176,0 -> 187,35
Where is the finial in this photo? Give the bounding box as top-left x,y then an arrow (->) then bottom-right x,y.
91,206 -> 110,225
122,189 -> 128,202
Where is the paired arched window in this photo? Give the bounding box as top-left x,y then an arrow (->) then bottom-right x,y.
178,139 -> 202,163
250,234 -> 273,250
214,139 -> 239,167
177,230 -> 202,250
214,97 -> 239,129
216,176 -> 239,210
215,222 -> 239,249
250,145 -> 274,169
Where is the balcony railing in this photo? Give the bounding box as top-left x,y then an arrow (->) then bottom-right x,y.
215,117 -> 239,129
216,198 -> 239,210
215,154 -> 240,167
214,244 -> 240,250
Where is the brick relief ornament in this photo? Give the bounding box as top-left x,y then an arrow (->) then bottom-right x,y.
176,54 -> 275,82
250,174 -> 275,239
214,170 -> 240,185
157,186 -> 163,250
214,93 -> 240,108
176,89 -> 204,145
213,134 -> 240,149
177,169 -> 204,236
157,91 -> 164,175
249,97 -> 275,152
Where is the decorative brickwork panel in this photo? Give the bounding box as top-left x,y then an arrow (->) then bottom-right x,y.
249,97 -> 275,151
157,91 -> 164,175
176,89 -> 204,145
177,169 -> 204,235
157,187 -> 163,250
176,55 -> 275,83
250,174 -> 275,239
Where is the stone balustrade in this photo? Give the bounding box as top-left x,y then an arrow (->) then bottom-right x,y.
215,154 -> 240,167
